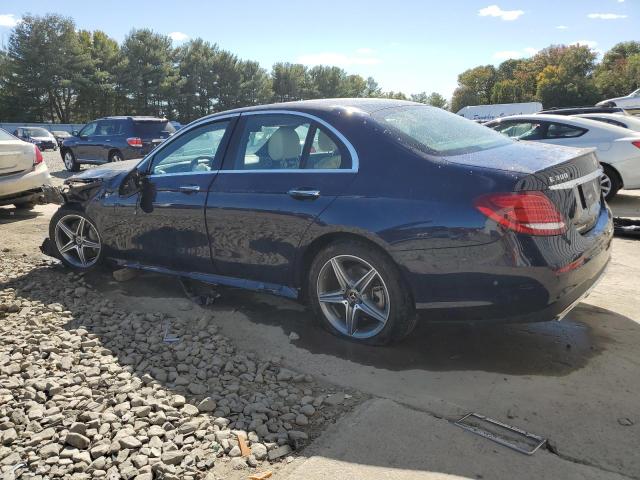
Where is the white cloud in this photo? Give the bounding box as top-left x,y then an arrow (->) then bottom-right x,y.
493,47 -> 538,60
587,13 -> 628,19
478,5 -> 524,21
571,40 -> 598,49
297,51 -> 381,67
168,31 -> 189,42
355,47 -> 375,55
556,25 -> 568,29
618,0 -> 625,3
0,14 -> 21,27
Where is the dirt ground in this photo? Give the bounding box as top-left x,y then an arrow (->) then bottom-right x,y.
1,151 -> 640,479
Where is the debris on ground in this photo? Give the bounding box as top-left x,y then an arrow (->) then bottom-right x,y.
112,267 -> 140,282
613,217 -> 640,239
249,471 -> 273,480
0,255 -> 362,479
288,332 -> 300,341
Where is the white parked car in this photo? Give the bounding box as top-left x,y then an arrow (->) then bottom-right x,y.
486,114 -> 640,200
0,128 -> 52,209
572,113 -> 640,132
596,89 -> 640,109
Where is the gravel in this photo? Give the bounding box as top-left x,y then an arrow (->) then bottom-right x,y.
0,254 -> 362,478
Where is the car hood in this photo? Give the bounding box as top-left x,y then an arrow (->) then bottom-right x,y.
441,140 -> 596,174
66,159 -> 141,184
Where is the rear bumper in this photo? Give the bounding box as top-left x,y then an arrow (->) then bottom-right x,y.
395,203 -> 613,323
0,163 -> 52,205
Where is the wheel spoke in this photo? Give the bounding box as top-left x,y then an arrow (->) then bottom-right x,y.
354,268 -> 377,294
77,245 -> 87,265
345,303 -> 358,336
359,299 -> 387,324
81,238 -> 100,249
75,217 -> 85,236
58,222 -> 75,239
59,241 -> 76,254
330,258 -> 351,290
318,290 -> 345,304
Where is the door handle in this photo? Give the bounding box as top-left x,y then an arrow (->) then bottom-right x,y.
179,185 -> 201,193
288,188 -> 320,200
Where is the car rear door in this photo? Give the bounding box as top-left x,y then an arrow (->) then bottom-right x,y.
125,117 -> 235,271
205,112 -> 357,290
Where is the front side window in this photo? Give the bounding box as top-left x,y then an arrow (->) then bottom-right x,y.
79,122 -> 97,137
546,123 -> 586,139
493,121 -> 545,140
150,121 -> 229,175
372,105 -> 512,156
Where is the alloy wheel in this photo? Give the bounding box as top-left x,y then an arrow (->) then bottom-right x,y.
600,173 -> 611,198
64,152 -> 74,170
111,153 -> 122,162
316,255 -> 390,339
54,214 -> 101,268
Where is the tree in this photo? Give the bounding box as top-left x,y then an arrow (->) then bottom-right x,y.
411,91 -> 448,109
595,41 -> 640,98
212,50 -> 242,111
237,60 -> 272,107
450,85 -> 480,113
343,74 -> 368,97
364,77 -> 381,97
174,39 -> 218,121
271,63 -> 310,102
119,29 -> 177,116
491,79 -> 524,103
307,66 -> 347,98
457,65 -> 497,104
7,14 -> 92,122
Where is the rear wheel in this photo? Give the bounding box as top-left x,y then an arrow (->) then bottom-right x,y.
49,208 -> 103,270
308,240 -> 416,345
601,165 -> 621,201
63,149 -> 79,172
109,150 -> 123,162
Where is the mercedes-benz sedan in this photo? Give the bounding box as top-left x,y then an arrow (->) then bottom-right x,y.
42,99 -> 612,345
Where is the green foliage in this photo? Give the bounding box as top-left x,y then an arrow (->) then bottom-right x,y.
411,92 -> 448,109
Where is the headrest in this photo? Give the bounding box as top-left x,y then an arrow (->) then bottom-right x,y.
317,130 -> 336,152
267,127 -> 300,160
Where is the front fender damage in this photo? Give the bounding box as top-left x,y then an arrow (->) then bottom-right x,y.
42,178 -> 103,205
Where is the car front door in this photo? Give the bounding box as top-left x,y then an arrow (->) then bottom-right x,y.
74,122 -> 99,161
206,112 -> 357,291
122,118 -> 235,271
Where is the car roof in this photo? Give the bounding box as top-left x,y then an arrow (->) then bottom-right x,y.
203,98 -> 422,119
99,116 -> 168,121
489,114 -> 640,137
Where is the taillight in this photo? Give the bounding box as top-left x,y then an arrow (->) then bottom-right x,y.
34,145 -> 43,165
474,191 -> 566,236
632,140 -> 640,149
127,137 -> 143,147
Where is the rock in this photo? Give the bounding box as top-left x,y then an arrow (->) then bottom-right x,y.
1,427 -> 17,445
66,432 -> 91,449
288,332 -> 300,341
188,383 -> 207,395
69,422 -> 87,435
197,397 -> 216,412
228,445 -> 242,457
268,444 -> 292,461
295,414 -> 308,426
276,369 -> 294,381
182,404 -> 199,416
148,426 -> 165,437
120,436 -> 143,449
247,455 -> 259,468
172,395 -> 186,408
230,457 -> 247,470
324,392 -> 346,406
250,443 -> 267,460
113,268 -> 139,282
618,417 -> 635,426
299,404 -> 316,416
40,443 -> 61,458
161,450 -> 186,465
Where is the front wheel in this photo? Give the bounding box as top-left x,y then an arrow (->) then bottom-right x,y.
49,208 -> 103,270
109,150 -> 123,163
63,150 -> 79,172
601,165 -> 622,201
308,240 -> 416,345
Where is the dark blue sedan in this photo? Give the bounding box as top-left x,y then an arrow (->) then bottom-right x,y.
43,99 -> 613,345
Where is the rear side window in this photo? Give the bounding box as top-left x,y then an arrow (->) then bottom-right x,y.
0,129 -> 15,141
372,106 -> 511,156
546,123 -> 586,139
96,120 -> 125,136
492,121 -> 546,140
134,121 -> 176,139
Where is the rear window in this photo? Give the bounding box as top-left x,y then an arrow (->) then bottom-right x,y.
0,129 -> 16,141
372,106 -> 512,156
133,121 -> 176,138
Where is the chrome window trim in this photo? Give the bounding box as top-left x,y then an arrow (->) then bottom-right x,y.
548,168 -> 603,190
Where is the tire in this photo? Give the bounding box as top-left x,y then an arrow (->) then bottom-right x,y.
14,201 -> 36,210
308,240 -> 416,345
62,149 -> 80,172
49,207 -> 104,270
109,150 -> 123,163
601,164 -> 622,201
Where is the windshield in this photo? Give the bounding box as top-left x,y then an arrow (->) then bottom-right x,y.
24,127 -> 50,137
0,128 -> 16,141
372,105 -> 512,156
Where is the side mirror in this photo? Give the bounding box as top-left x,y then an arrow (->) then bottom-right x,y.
72,130 -> 79,137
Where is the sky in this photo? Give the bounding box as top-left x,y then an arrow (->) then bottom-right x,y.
0,0 -> 637,99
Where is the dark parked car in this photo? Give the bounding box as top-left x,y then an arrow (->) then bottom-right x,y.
13,127 -> 58,151
51,130 -> 72,148
60,116 -> 176,172
539,106 -> 627,116
42,99 -> 612,345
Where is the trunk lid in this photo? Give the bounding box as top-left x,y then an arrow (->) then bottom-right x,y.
0,140 -> 34,176
446,141 -> 603,234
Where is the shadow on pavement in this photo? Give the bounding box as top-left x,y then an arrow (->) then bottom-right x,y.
0,206 -> 43,225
